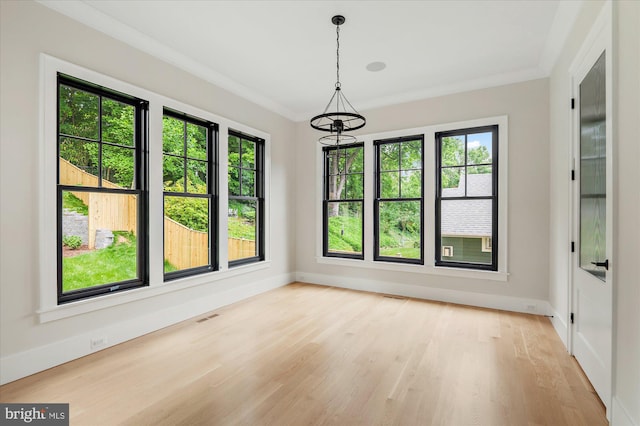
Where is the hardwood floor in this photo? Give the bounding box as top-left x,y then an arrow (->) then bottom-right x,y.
0,283 -> 606,425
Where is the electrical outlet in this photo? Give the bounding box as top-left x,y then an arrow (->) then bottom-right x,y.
525,304 -> 536,312
90,336 -> 107,350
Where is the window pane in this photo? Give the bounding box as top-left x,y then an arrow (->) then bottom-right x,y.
241,140 -> 256,169
102,145 -> 135,188
186,123 -> 207,160
164,196 -> 209,272
327,149 -> 345,175
350,148 -> 364,172
441,135 -> 465,166
61,191 -> 138,292
345,174 -> 363,199
327,173 -> 343,200
241,170 -> 255,196
102,98 -> 134,147
327,201 -> 363,255
440,199 -> 492,264
163,155 -> 184,191
228,166 -> 240,196
59,139 -> 99,185
377,200 -> 421,259
401,140 -> 422,170
466,168 -> 493,196
441,167 -> 464,195
401,170 -> 421,198
379,143 -> 399,171
187,160 -> 207,193
380,171 -> 400,199
59,85 -> 99,140
467,132 -> 492,164
228,199 -> 257,261
228,136 -> 240,163
162,116 -> 184,155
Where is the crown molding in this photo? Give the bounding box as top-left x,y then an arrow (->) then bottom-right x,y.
36,0 -> 298,121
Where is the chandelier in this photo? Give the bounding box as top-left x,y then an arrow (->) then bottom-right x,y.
310,15 -> 366,146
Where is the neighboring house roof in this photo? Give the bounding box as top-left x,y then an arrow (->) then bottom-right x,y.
441,174 -> 492,237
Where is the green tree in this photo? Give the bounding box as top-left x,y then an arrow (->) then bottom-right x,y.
59,86 -> 137,188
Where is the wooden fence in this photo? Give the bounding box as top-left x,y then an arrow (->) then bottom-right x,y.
60,159 -> 136,249
60,159 -> 256,268
228,238 -> 256,261
164,217 -> 209,270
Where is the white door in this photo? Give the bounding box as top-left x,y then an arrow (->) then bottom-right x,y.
570,5 -> 612,415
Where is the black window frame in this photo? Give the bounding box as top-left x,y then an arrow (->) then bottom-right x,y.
56,73 -> 149,304
162,108 -> 218,281
228,130 -> 265,267
374,135 -> 424,265
435,125 -> 498,271
322,142 -> 365,260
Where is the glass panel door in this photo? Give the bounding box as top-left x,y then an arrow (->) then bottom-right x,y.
579,51 -> 607,281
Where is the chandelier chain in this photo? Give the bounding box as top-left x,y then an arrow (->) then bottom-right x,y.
336,24 -> 340,88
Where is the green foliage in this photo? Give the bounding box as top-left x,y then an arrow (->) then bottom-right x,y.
164,194 -> 209,232
62,192 -> 88,215
59,85 -> 136,188
228,200 -> 256,240
62,235 -> 83,249
162,116 -> 209,189
228,136 -> 257,196
164,259 -> 178,273
62,232 -> 137,291
328,215 -> 362,253
228,217 -> 256,240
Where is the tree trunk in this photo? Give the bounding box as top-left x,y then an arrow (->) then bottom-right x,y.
328,148 -> 358,217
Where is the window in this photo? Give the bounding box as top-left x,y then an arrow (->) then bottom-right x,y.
57,74 -> 148,303
323,143 -> 364,259
162,109 -> 217,280
435,125 -> 498,270
228,131 -> 264,265
374,136 -> 424,264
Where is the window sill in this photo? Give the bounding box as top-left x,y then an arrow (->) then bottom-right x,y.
316,256 -> 508,282
37,260 -> 271,323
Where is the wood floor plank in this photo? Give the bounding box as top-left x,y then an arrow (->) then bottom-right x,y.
0,283 -> 607,425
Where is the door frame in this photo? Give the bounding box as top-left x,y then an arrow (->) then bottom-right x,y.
567,0 -> 613,418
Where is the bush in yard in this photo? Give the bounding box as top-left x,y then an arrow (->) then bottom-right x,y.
63,235 -> 83,249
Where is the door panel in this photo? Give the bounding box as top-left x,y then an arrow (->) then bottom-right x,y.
572,46 -> 611,412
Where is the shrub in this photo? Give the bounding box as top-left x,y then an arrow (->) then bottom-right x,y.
63,235 -> 83,249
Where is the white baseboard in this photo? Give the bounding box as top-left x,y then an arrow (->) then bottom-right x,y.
547,304 -> 569,349
295,271 -> 549,316
0,273 -> 293,385
613,397 -> 638,426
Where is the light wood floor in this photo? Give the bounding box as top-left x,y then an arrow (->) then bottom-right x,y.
1,283 -> 606,425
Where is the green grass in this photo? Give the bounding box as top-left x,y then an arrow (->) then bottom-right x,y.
379,247 -> 421,258
327,215 -> 362,253
228,216 -> 256,240
62,231 -> 137,292
164,259 -> 178,273
62,191 -> 88,215
327,214 -> 421,258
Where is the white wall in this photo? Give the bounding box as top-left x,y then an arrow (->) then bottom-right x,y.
612,2 -> 640,424
295,79 -> 550,312
549,1 -> 640,424
0,1 -> 296,383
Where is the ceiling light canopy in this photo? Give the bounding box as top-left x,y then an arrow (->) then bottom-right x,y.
310,15 -> 366,146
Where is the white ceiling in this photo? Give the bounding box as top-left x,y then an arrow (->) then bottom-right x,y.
41,0 -> 583,121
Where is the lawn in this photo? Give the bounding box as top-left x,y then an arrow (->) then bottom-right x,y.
62,231 -> 137,292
